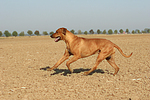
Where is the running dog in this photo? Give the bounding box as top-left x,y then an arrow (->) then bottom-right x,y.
46,28 -> 132,76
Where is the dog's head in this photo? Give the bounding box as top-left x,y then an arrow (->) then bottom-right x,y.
50,28 -> 67,42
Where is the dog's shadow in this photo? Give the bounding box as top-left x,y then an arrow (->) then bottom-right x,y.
40,66 -> 105,76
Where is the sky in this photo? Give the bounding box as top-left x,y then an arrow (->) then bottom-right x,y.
0,0 -> 150,33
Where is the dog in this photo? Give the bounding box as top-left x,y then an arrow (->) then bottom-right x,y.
46,28 -> 133,76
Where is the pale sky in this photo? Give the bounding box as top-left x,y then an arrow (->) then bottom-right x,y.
0,0 -> 150,33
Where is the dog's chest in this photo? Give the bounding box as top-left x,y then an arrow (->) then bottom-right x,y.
67,49 -> 73,55
66,44 -> 73,55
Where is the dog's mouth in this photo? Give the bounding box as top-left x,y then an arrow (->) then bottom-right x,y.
54,36 -> 61,42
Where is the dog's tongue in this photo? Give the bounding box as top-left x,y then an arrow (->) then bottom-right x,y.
54,37 -> 60,42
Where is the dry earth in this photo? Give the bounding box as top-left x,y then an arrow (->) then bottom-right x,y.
0,34 -> 150,100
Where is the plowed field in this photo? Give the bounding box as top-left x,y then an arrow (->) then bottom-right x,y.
0,34 -> 150,100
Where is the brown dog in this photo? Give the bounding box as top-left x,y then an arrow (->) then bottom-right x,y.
47,28 -> 133,76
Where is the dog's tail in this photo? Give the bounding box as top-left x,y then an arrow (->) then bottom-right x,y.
114,44 -> 133,58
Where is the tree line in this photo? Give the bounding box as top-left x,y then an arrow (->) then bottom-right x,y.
0,30 -> 54,37
0,28 -> 150,37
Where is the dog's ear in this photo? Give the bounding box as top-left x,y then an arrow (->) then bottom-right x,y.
62,28 -> 67,35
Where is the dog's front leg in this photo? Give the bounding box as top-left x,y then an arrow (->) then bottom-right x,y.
66,55 -> 80,73
47,49 -> 70,71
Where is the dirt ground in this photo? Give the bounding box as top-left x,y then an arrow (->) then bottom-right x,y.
0,34 -> 150,100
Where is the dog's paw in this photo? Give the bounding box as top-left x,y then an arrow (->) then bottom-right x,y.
46,68 -> 52,71
69,69 -> 73,73
83,72 -> 89,76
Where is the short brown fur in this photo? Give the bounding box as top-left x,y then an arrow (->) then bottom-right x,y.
47,28 -> 133,76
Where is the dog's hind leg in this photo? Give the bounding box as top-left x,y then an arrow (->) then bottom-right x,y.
83,53 -> 106,75
106,52 -> 119,76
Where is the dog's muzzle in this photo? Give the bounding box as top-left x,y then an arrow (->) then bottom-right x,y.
54,36 -> 61,42
50,34 -> 61,42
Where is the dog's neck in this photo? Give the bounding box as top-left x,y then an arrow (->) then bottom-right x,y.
64,32 -> 78,44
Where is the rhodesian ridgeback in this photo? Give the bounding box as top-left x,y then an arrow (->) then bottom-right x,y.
47,28 -> 133,76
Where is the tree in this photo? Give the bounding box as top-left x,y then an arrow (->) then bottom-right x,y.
34,30 -> 40,36
43,31 -> 48,35
12,31 -> 18,37
114,30 -> 118,34
4,30 -> 11,37
108,29 -> 113,34
89,29 -> 94,34
102,30 -> 106,34
78,30 -> 82,34
135,29 -> 140,34
132,30 -> 135,34
126,29 -> 129,33
84,31 -> 88,35
27,30 -> 33,36
138,30 -> 140,33
19,31 -> 25,36
0,31 -> 2,37
70,29 -> 75,34
97,29 -> 101,34
49,31 -> 54,35
142,30 -> 146,33
119,29 -> 123,33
